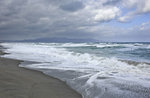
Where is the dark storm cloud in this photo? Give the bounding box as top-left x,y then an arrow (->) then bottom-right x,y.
60,1 -> 84,12
0,0 -> 95,41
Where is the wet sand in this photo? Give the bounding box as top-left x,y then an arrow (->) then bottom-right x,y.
0,50 -> 82,98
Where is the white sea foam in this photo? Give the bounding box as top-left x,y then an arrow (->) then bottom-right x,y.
1,42 -> 150,98
147,45 -> 150,49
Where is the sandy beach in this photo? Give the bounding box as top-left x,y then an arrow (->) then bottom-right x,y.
0,50 -> 82,98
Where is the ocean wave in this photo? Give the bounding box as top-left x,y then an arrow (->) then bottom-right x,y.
2,42 -> 150,77
1,42 -> 150,98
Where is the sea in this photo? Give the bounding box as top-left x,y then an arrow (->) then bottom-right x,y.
1,42 -> 150,98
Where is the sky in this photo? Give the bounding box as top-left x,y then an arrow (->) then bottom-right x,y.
0,0 -> 150,42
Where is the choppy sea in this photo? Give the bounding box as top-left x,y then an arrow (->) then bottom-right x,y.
1,42 -> 150,98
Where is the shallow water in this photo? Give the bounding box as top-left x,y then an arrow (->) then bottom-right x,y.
1,42 -> 150,98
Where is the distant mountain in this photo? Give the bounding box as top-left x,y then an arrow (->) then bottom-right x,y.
0,37 -> 99,43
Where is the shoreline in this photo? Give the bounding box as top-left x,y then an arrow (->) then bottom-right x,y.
0,50 -> 82,98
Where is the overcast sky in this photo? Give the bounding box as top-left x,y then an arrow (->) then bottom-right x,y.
0,0 -> 150,42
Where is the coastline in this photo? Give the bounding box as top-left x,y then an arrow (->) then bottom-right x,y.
1,42 -> 150,98
0,49 -> 82,98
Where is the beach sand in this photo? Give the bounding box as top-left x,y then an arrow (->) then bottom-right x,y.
0,51 -> 82,98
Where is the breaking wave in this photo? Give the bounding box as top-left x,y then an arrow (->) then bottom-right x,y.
1,42 -> 150,98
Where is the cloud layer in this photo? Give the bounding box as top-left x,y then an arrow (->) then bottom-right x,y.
0,0 -> 150,42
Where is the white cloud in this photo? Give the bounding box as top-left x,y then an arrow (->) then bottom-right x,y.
123,0 -> 137,8
118,12 -> 134,22
140,21 -> 150,30
138,0 -> 150,13
94,7 -> 121,22
119,0 -> 150,22
129,0 -> 150,13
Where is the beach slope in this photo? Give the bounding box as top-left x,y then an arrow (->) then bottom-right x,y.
0,51 -> 81,98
